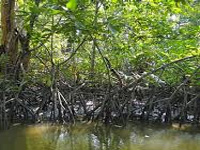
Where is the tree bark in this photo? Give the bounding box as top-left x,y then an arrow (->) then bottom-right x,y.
1,0 -> 18,67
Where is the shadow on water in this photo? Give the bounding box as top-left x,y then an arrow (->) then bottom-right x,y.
0,122 -> 200,150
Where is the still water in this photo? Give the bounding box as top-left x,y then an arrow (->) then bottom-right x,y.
0,122 -> 200,150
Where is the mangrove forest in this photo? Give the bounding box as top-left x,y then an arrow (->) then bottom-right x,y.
0,0 -> 199,130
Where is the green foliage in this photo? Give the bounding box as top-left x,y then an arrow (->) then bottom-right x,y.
67,0 -> 77,11
0,54 -> 9,69
9,0 -> 199,86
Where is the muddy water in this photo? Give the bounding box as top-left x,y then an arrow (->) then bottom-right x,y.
0,122 -> 200,150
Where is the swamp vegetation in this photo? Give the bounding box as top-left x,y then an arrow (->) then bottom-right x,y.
0,0 -> 199,131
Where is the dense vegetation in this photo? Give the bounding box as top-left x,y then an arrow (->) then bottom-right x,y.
0,0 -> 199,129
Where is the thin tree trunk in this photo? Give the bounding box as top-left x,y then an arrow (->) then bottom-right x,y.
90,1 -> 99,80
18,0 -> 40,70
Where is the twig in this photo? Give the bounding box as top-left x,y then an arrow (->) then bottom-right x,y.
125,55 -> 198,90
59,36 -> 87,66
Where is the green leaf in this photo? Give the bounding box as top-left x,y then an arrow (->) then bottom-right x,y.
51,9 -> 62,15
112,0 -> 118,3
108,23 -> 118,34
18,0 -> 24,5
66,0 -> 77,11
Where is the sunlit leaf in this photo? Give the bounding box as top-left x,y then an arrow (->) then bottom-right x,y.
66,0 -> 77,11
18,0 -> 24,5
112,0 -> 118,3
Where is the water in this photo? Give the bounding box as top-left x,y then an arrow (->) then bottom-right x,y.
0,122 -> 200,150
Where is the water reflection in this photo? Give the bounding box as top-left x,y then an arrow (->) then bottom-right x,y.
0,123 -> 200,150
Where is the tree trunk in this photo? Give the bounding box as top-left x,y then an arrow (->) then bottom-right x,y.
1,0 -> 18,68
18,0 -> 40,70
